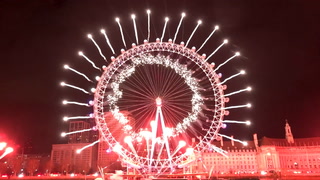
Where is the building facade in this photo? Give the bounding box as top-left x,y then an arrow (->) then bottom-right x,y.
51,143 -> 97,174
49,119 -> 320,176
50,119 -> 98,174
0,154 -> 50,176
186,121 -> 320,176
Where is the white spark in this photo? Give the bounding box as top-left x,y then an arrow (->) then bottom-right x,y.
218,134 -> 247,145
223,103 -> 252,110
210,144 -> 228,157
0,147 -> 13,159
63,115 -> 92,121
161,17 -> 169,42
115,17 -> 127,48
61,128 -> 94,136
62,100 -> 90,107
131,14 -> 139,44
173,12 -> 186,43
77,140 -> 100,153
197,25 -> 219,52
101,29 -> 115,54
87,34 -> 106,60
78,51 -> 101,70
63,64 -> 93,82
185,20 -> 202,47
223,120 -> 251,125
219,70 -> 245,85
60,82 -> 90,94
0,143 -> 7,151
214,52 -> 239,71
205,40 -> 228,61
224,87 -> 252,97
147,9 -> 151,42
170,141 -> 186,158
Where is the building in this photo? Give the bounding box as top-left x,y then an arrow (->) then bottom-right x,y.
51,119 -> 98,174
51,117 -> 320,176
1,154 -> 50,176
51,143 -> 97,174
97,111 -> 134,172
68,120 -> 98,144
186,121 -> 320,176
197,141 -> 258,174
51,111 -> 133,174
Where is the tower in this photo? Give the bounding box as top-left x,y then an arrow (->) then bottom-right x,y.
285,120 -> 294,143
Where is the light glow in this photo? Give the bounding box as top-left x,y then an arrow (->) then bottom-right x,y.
161,17 -> 169,42
78,51 -> 101,70
223,120 -> 251,125
173,12 -> 186,43
62,115 -> 92,121
63,64 -> 93,82
185,147 -> 194,155
205,40 -> 227,61
131,14 -> 139,44
223,103 -> 252,110
113,143 -> 122,153
0,142 -> 7,151
215,54 -> 241,71
196,25 -> 219,52
224,87 -> 252,96
60,82 -> 90,94
124,136 -> 132,144
61,128 -> 93,136
115,17 -> 127,48
185,19 -> 202,47
219,70 -> 246,85
0,147 -> 13,159
62,100 -> 90,107
179,140 -> 186,147
101,29 -> 115,54
156,97 -> 162,106
147,10 -> 151,41
77,140 -> 99,154
218,134 -> 247,145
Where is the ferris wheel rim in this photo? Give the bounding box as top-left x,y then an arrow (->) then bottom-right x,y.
93,41 -> 226,168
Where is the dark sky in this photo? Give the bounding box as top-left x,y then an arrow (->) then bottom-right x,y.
0,0 -> 320,153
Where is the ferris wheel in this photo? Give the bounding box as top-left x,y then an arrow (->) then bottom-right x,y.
60,10 -> 252,176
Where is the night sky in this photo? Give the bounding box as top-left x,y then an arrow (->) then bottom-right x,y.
1,0 -> 320,153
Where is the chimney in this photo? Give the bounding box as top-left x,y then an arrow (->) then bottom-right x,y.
220,136 -> 224,147
253,133 -> 258,148
231,135 -> 234,146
